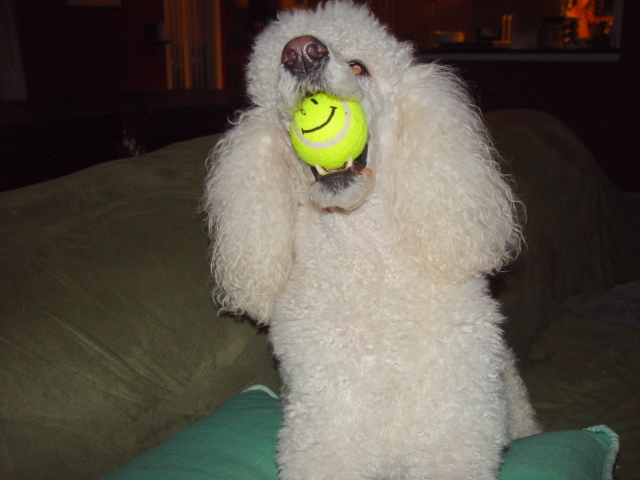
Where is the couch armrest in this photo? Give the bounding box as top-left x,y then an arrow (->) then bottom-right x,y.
0,135 -> 279,480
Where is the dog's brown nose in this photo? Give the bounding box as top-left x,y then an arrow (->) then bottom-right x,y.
281,35 -> 328,76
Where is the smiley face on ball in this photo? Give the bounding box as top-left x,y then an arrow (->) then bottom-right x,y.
290,92 -> 368,171
294,94 -> 344,143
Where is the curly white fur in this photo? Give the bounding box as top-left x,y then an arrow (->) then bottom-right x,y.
204,2 -> 540,479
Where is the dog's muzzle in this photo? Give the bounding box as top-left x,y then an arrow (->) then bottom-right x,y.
281,36 -> 372,210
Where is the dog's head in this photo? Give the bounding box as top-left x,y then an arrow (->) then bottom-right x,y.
247,1 -> 413,211
229,1 -> 521,281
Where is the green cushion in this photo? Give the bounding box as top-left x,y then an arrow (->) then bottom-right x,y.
103,387 -> 619,480
102,386 -> 281,480
501,425 -> 619,480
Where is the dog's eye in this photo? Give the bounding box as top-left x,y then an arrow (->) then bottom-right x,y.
349,61 -> 369,76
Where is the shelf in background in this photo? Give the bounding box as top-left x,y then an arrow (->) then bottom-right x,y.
418,49 -> 622,63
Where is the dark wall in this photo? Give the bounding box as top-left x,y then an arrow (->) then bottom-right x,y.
450,2 -> 640,192
364,0 -> 639,191
14,0 -> 166,101
461,61 -> 638,192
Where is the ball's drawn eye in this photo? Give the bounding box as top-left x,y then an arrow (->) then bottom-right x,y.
349,61 -> 369,76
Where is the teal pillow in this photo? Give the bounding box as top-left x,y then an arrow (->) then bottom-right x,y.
500,425 -> 619,480
102,386 -> 281,480
103,386 -> 619,480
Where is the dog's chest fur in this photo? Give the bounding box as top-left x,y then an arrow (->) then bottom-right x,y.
269,198 -> 504,392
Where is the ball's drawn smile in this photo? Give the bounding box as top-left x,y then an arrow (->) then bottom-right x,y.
293,99 -> 353,150
302,105 -> 337,134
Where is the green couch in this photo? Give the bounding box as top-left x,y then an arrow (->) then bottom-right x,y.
1,110 -> 639,479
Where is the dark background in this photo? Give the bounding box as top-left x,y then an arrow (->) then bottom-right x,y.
1,0 -> 638,192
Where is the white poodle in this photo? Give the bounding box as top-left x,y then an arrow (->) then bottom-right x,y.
204,2 -> 540,479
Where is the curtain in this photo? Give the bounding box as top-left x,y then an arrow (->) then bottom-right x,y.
0,0 -> 28,101
164,0 -> 223,89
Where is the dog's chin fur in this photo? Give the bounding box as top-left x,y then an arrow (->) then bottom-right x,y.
309,169 -> 373,211
204,1 -> 540,479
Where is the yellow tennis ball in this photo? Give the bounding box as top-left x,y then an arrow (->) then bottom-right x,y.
290,92 -> 368,170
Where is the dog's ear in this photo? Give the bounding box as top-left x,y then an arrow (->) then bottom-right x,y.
379,63 -> 521,282
204,109 -> 297,324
